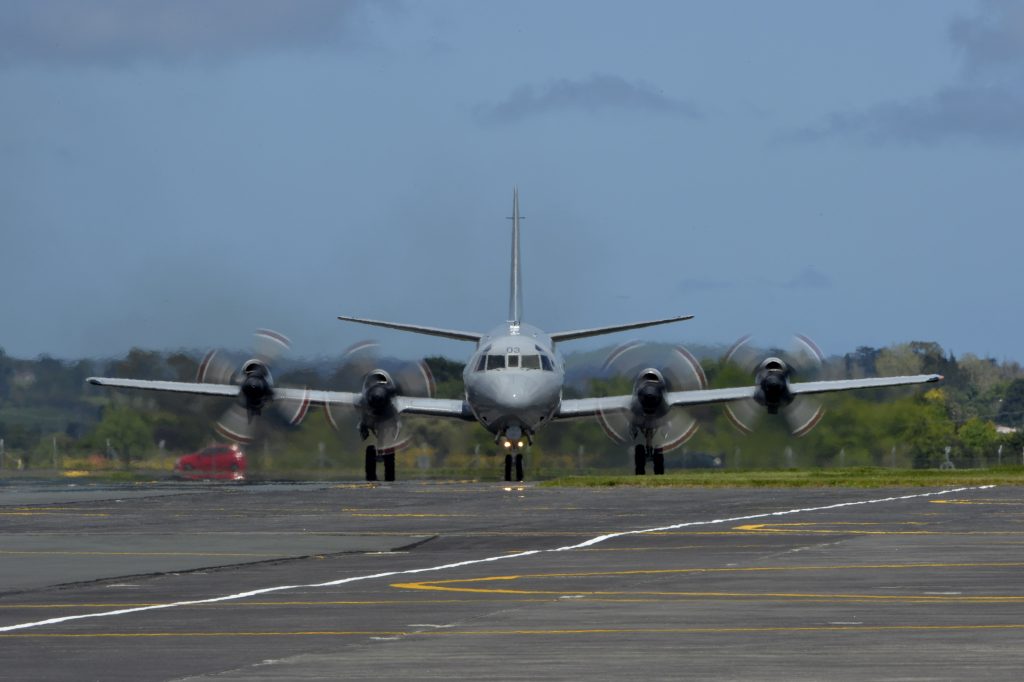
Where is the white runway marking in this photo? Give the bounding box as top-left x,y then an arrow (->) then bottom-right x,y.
0,485 -> 994,633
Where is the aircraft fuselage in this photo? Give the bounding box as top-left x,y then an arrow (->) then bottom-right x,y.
463,322 -> 563,445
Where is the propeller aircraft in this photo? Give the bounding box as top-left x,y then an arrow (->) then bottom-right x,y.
88,189 -> 942,481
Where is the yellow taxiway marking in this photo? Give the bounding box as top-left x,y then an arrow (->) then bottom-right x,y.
0,550 -> 281,558
0,512 -> 110,517
393,562 -> 1024,601
931,499 -> 1024,506
347,513 -> 470,518
0,599 -> 557,609
731,522 -> 1016,535
6,624 -> 1024,638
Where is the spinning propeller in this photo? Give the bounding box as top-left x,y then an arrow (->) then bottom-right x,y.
597,341 -> 708,451
324,340 -> 436,453
722,334 -> 825,437
196,329 -> 311,444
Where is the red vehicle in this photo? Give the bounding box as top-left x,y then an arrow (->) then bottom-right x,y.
174,444 -> 247,481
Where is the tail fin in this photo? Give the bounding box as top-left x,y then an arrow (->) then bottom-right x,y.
508,186 -> 523,325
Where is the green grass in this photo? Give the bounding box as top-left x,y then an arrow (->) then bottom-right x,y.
540,467 -> 1024,488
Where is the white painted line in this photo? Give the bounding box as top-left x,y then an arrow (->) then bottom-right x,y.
0,485 -> 995,633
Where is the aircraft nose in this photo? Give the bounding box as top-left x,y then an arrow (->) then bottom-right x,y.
503,375 -> 531,407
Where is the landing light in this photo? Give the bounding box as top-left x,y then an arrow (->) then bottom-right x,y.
517,440 -> 524,448
503,440 -> 512,449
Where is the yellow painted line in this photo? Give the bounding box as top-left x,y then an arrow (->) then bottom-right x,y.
393,562 -> 1024,600
401,561 -> 1024,582
572,544 -> 773,552
0,512 -> 110,517
0,631 -> 406,638
6,624 -> 1024,638
348,513 -> 470,518
0,551 -> 281,558
0,599 -> 556,609
731,523 -> 1014,535
931,499 -> 1024,505
389,587 -> 1024,603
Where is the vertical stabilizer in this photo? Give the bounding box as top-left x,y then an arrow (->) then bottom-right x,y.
508,187 -> 523,325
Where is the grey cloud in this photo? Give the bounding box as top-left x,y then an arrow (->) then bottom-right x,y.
791,83 -> 1024,145
782,266 -> 832,290
791,1 -> 1024,145
0,0 -> 375,67
475,74 -> 701,125
949,0 -> 1024,73
677,277 -> 731,293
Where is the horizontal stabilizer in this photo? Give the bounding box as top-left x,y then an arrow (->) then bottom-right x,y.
549,315 -> 694,343
338,316 -> 482,342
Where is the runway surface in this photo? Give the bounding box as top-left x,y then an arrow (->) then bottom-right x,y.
1,479 -> 1022,681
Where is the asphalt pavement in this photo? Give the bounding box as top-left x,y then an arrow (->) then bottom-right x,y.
1,479 -> 1022,681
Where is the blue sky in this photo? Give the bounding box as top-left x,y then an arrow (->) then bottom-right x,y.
2,0 -> 1022,363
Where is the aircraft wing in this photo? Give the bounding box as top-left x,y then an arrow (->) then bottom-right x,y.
784,374 -> 943,396
87,378 -> 472,420
554,395 -> 633,420
86,377 -> 241,397
555,374 -> 942,418
395,396 -> 476,421
665,374 -> 942,407
87,378 -> 364,408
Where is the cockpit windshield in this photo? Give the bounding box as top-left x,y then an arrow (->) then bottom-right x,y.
478,353 -> 554,371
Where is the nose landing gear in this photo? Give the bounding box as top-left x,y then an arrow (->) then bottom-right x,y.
499,428 -> 530,482
504,452 -> 525,482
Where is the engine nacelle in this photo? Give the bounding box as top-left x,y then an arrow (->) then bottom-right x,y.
633,368 -> 670,419
239,359 -> 274,415
362,370 -> 396,415
752,357 -> 793,414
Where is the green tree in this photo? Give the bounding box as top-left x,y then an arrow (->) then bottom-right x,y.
998,379 -> 1024,427
957,417 -> 999,467
92,406 -> 152,469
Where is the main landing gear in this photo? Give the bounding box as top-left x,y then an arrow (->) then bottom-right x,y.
364,445 -> 396,482
633,444 -> 665,476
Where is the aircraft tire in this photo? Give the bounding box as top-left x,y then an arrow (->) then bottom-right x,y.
634,445 -> 646,476
383,453 -> 396,482
653,449 -> 665,475
515,453 -> 524,482
504,454 -> 513,482
365,445 -> 378,482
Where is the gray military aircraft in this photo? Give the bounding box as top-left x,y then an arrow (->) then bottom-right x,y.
88,189 -> 942,482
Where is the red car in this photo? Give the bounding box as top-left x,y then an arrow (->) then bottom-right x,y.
174,444 -> 247,481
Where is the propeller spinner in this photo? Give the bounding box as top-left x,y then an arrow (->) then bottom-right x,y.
197,329 -> 310,444
597,341 -> 708,452
324,340 -> 435,453
723,334 -> 825,437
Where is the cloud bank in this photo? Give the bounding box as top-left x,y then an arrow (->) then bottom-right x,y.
793,1 -> 1024,145
0,0 -> 375,67
475,74 -> 701,125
